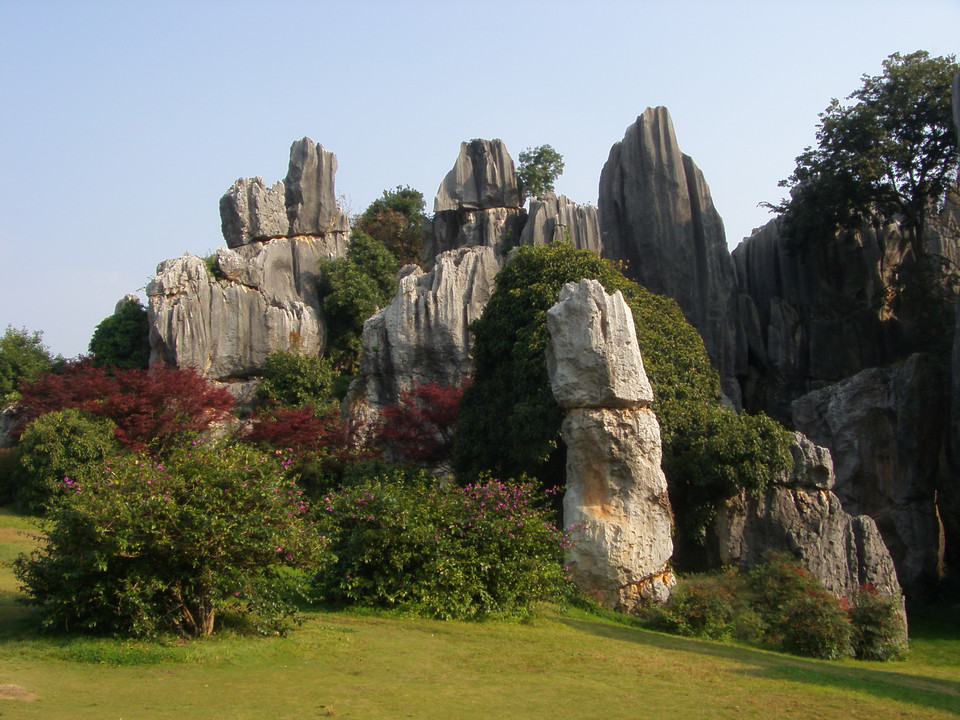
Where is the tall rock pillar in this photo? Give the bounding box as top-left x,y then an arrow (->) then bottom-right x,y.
546,279 -> 674,609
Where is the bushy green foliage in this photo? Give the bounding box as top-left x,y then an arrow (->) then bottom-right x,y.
319,231 -> 399,371
355,186 -> 426,265
454,242 -> 791,544
517,145 -> 564,200
313,471 -> 570,619
746,554 -> 852,660
15,408 -> 119,513
645,555 -> 903,661
88,298 -> 150,370
0,326 -> 54,404
257,347 -> 336,411
848,584 -> 908,660
642,569 -> 762,643
15,441 -> 327,638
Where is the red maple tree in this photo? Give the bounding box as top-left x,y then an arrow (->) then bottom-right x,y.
378,381 -> 467,465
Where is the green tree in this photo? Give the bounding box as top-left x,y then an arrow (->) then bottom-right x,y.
15,408 -> 119,513
88,298 -> 150,370
517,145 -> 565,200
0,327 -> 54,404
257,347 -> 336,411
318,231 -> 399,372
15,441 -> 327,638
355,186 -> 426,265
454,242 -> 791,550
771,51 -> 959,259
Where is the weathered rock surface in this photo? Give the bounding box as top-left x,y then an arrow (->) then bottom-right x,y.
791,354 -> 944,597
219,177 -> 288,248
710,432 -> 903,602
545,278 -> 652,410
343,245 -> 502,425
147,235 -> 346,380
434,139 -> 520,212
953,70 -> 960,148
424,139 -> 525,261
519,193 -> 602,253
598,107 -> 740,405
219,138 -> 350,247
547,279 -> 674,610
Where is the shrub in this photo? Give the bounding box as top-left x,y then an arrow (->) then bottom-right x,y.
14,409 -> 119,513
14,441 -> 327,638
243,404 -> 374,497
257,347 -> 336,411
313,472 -> 570,619
88,298 -> 150,370
643,569 -> 762,642
746,553 -> 852,660
379,381 -> 467,469
16,360 -> 235,453
848,584 -> 907,660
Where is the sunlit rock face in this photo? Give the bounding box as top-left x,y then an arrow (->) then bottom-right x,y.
599,106 -> 740,406
710,431 -> 904,607
546,279 -> 674,610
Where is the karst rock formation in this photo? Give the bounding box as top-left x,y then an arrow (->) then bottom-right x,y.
546,279 -> 674,609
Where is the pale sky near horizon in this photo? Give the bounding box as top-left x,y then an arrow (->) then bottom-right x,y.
1,0 -> 957,359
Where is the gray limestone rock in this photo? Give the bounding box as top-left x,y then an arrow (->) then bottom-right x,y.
285,138 -> 350,237
791,354 -> 944,597
519,193 -> 602,254
546,279 -> 653,410
425,207 -> 525,260
219,177 -> 288,248
433,139 -> 520,212
953,70 -> 960,149
547,280 -> 674,610
219,138 -> 350,247
598,107 -> 740,406
147,235 -> 346,381
343,245 -> 502,427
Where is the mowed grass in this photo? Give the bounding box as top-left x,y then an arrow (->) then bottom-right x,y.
0,509 -> 958,720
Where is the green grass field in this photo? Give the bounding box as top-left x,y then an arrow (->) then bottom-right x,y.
0,508 -> 957,720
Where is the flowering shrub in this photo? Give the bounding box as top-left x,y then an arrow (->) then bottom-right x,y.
848,584 -> 907,660
14,441 -> 327,638
313,473 -> 571,619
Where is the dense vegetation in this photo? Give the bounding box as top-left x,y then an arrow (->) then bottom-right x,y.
517,144 -> 564,200
354,185 -> 426,265
88,298 -> 150,370
0,326 -> 54,405
454,242 -> 792,553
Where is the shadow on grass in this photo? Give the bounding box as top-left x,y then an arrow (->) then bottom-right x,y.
560,615 -> 960,717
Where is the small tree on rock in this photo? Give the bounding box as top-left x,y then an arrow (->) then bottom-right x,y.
517,145 -> 565,201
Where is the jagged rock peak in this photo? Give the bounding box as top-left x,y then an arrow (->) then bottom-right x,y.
433,138 -> 520,213
546,279 -> 653,410
519,193 -> 602,254
599,106 -> 740,406
219,138 -> 349,248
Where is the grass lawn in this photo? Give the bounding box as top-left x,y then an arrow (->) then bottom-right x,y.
0,508 -> 957,719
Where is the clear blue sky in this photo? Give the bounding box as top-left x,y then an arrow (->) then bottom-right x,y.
1,0 -> 957,358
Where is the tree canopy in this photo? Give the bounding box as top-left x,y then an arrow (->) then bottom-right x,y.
0,327 -> 54,403
771,51 -> 959,258
355,186 -> 426,265
88,298 -> 151,370
517,145 -> 565,201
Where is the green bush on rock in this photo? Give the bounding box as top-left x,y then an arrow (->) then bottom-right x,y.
454,242 -> 791,550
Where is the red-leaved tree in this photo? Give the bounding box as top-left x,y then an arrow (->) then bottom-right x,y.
244,404 -> 369,464
16,359 -> 235,453
378,381 -> 468,466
